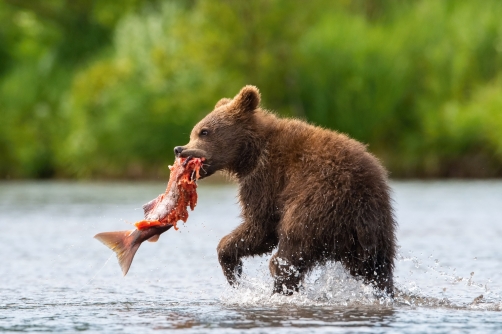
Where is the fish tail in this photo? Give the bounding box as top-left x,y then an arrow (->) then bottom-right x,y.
94,230 -> 140,276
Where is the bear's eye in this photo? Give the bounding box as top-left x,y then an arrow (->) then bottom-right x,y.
199,129 -> 209,137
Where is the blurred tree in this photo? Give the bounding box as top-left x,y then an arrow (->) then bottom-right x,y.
1,0 -> 502,179
0,0 -> 160,177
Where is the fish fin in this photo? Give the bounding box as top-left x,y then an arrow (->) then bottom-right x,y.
94,230 -> 140,276
147,234 -> 160,242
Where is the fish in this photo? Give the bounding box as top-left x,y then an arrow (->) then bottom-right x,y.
94,156 -> 204,276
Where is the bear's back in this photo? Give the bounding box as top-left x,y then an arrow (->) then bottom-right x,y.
261,115 -> 388,194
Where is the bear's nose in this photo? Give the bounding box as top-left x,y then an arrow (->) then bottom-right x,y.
174,146 -> 185,156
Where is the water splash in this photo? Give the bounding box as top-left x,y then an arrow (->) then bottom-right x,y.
395,251 -> 502,311
221,262 -> 390,307
221,257 -> 502,311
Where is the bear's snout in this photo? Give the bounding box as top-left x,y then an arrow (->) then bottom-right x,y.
174,146 -> 185,156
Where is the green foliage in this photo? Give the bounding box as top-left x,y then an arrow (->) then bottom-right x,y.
1,0 -> 502,178
60,3 -> 214,178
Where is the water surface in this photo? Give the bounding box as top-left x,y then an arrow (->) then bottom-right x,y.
1,181 -> 501,333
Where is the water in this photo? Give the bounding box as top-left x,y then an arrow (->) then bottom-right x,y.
1,181 -> 501,333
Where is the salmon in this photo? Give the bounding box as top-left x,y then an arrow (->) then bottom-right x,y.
94,156 -> 204,276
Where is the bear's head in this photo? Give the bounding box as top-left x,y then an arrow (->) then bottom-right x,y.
175,85 -> 263,178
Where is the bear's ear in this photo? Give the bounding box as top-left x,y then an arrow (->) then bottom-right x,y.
232,85 -> 260,113
215,98 -> 232,109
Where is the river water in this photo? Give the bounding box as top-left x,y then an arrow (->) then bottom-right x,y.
1,181 -> 501,333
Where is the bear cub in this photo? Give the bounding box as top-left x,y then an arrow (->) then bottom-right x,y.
176,86 -> 397,295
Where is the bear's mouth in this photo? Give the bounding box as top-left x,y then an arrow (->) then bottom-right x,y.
179,148 -> 206,160
181,156 -> 193,167
182,156 -> 210,181
178,149 -> 215,179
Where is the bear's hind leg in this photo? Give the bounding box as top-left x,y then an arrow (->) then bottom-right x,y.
269,205 -> 318,295
360,252 -> 395,297
269,250 -> 305,295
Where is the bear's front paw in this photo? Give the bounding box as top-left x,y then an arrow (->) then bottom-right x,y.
223,260 -> 243,287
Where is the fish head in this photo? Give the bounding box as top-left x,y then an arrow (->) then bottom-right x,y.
176,86 -> 261,178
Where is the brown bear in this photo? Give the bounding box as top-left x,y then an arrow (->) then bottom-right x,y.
175,85 -> 397,295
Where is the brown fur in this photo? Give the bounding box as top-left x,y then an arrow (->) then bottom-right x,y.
177,86 -> 397,295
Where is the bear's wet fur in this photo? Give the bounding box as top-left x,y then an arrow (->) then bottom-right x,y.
178,86 -> 397,295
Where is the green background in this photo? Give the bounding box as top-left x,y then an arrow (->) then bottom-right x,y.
1,0 -> 502,179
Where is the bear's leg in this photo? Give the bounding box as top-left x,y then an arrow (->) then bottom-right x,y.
358,253 -> 395,296
269,250 -> 306,295
268,205 -> 314,295
217,224 -> 278,286
340,240 -> 395,296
